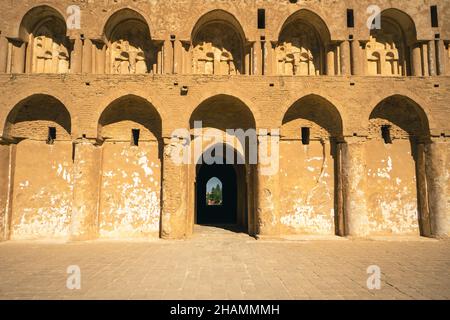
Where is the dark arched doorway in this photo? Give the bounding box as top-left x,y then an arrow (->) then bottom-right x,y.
194,144 -> 248,230
196,164 -> 237,224
188,94 -> 256,235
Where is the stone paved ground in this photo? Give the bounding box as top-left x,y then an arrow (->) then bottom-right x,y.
0,226 -> 449,300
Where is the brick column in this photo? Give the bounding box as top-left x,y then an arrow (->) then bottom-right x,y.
269,41 -> 277,75
161,137 -> 188,239
263,40 -> 272,75
173,39 -> 182,74
342,137 -> 369,237
425,137 -> 450,237
326,44 -> 335,75
0,141 -> 15,241
0,35 -> 8,73
256,132 -> 280,237
335,141 -> 345,236
351,40 -> 362,75
415,142 -> 432,236
181,41 -> 192,74
156,41 -> 164,74
92,40 -> 106,74
163,39 -> 173,74
340,40 -> 351,76
11,39 -> 25,73
253,40 -> 263,75
244,43 -> 252,75
82,38 -> 92,73
428,40 -> 437,76
70,139 -> 102,241
436,39 -> 447,76
70,37 -> 82,73
421,43 -> 429,76
412,44 -> 422,76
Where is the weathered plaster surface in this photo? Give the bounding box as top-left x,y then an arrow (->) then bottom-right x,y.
279,141 -> 335,235
11,140 -> 73,240
365,139 -> 419,235
99,142 -> 161,238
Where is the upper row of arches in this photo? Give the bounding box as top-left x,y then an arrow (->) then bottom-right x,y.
6,5 -> 444,76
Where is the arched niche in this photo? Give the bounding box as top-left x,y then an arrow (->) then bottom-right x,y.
276,10 -> 331,76
4,94 -> 73,240
98,94 -> 162,143
191,10 -> 246,75
4,94 -> 71,141
19,6 -> 70,73
103,9 -> 158,74
369,95 -> 429,140
366,9 -> 417,76
280,95 -> 343,236
190,94 -> 256,132
97,94 -> 163,239
366,95 -> 431,236
282,95 -> 343,140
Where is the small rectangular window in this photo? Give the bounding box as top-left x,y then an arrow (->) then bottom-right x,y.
381,125 -> 392,144
131,129 -> 140,146
347,9 -> 355,28
431,6 -> 439,28
301,127 -> 310,145
47,127 -> 56,144
257,9 -> 266,29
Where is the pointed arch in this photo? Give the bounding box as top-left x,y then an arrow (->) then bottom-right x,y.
282,94 -> 343,138
191,10 -> 246,75
191,9 -> 246,43
103,8 -> 157,74
275,9 -> 331,76
4,94 -> 71,141
98,94 -> 162,142
18,5 -> 67,41
190,94 -> 256,131
369,94 -> 429,139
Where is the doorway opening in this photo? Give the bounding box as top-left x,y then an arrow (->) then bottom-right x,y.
195,160 -> 248,232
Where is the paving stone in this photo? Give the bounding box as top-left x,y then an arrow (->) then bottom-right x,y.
0,228 -> 449,300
